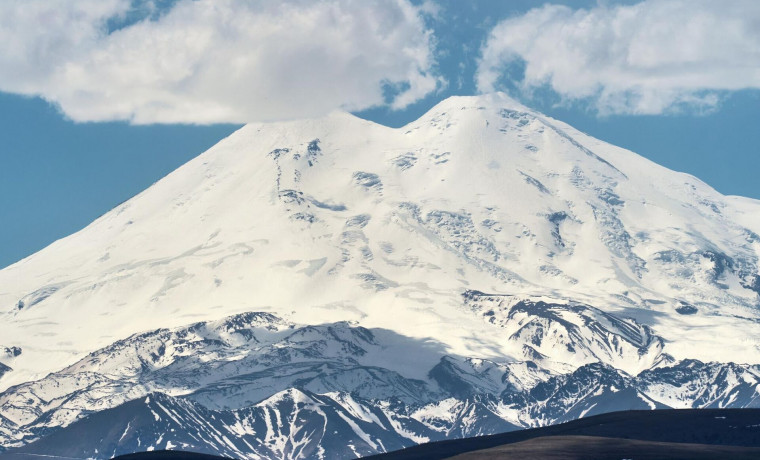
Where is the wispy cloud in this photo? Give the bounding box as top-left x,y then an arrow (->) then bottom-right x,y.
0,0 -> 440,124
477,0 -> 760,115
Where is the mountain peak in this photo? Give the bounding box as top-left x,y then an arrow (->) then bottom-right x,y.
428,92 -> 530,113
1,88 -> 759,395
3,88 -> 760,458
407,92 -> 532,128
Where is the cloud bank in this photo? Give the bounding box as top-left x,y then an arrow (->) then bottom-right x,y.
0,0 -> 439,124
477,0 -> 760,115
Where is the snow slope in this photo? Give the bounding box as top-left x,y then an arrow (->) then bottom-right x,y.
1,92 -> 760,456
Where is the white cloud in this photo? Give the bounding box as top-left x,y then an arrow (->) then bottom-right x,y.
0,0 -> 440,124
477,0 -> 760,115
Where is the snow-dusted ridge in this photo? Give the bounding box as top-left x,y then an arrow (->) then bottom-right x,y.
2,310 -> 759,457
1,92 -> 760,456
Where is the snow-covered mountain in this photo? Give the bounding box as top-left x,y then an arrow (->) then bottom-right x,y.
1,93 -> 760,457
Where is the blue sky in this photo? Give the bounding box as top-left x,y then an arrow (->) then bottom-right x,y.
1,0 -> 759,268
